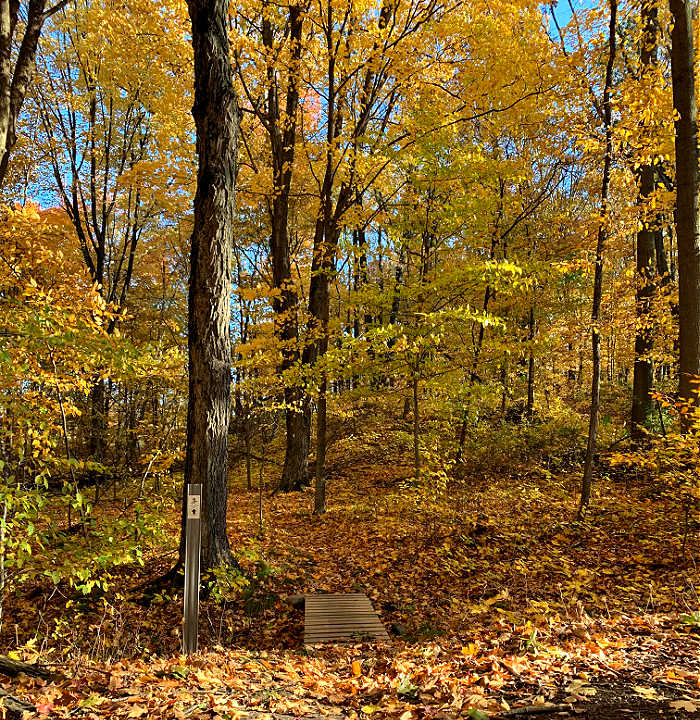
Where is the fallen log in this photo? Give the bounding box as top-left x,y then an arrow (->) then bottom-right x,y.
0,687 -> 36,720
284,594 -> 305,610
0,655 -> 56,680
499,704 -> 573,717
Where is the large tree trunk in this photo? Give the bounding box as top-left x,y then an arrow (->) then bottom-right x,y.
580,0 -> 616,517
670,0 -> 700,422
182,0 -> 239,569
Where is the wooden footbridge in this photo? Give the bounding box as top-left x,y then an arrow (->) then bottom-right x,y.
303,593 -> 390,645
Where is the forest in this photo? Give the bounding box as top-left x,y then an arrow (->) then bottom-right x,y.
0,0 -> 700,717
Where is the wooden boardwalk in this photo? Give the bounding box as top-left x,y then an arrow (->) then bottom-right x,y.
304,593 -> 390,645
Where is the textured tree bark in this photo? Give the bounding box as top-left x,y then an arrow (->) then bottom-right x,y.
280,396 -> 309,492
0,654 -> 56,679
0,0 -> 55,188
0,687 -> 35,720
580,0 -> 616,517
670,0 -> 700,424
631,162 -> 656,439
631,0 -> 658,440
182,0 -> 239,569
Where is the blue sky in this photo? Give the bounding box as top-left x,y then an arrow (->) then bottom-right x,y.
549,0 -> 597,28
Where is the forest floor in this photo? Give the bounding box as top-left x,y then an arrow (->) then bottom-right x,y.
3,417 -> 700,719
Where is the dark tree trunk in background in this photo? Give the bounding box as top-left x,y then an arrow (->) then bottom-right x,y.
670,0 -> 700,424
88,378 -> 106,472
305,0 -> 395,507
527,306 -> 535,419
253,3 -> 308,493
631,162 -> 656,439
655,228 -> 669,278
308,214 -> 335,511
580,0 -> 616,517
0,0 -> 62,188
631,1 -> 659,440
180,0 -> 239,569
412,374 -> 421,479
313,372 -> 328,514
631,166 -> 655,440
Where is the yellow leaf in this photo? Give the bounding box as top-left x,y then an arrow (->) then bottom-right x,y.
670,701 -> 698,713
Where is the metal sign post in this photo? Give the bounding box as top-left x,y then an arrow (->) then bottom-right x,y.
183,483 -> 202,654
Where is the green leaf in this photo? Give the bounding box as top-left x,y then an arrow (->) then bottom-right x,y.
467,710 -> 489,720
397,675 -> 419,701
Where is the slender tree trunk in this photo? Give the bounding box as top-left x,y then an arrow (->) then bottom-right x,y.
260,4 -> 307,493
580,0 -> 616,517
245,415 -> 252,491
456,286 -> 492,462
0,0 -> 50,189
303,0 -> 395,498
310,218 -> 332,510
412,374 -> 421,479
655,227 -> 670,278
456,183 -> 504,460
631,0 -> 658,440
631,162 -> 656,439
88,378 -> 105,474
280,395 -> 309,491
180,0 -> 239,569
670,0 -> 700,423
527,306 -> 535,419
313,376 -> 327,515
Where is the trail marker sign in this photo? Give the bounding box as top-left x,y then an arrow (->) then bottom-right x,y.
183,483 -> 202,654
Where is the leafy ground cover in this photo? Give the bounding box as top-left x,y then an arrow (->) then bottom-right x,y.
2,428 -> 699,719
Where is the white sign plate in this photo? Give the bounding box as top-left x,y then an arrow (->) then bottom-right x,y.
187,494 -> 201,519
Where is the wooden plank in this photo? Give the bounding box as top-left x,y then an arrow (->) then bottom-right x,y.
305,620 -> 388,627
305,628 -> 387,642
305,622 -> 384,628
306,596 -> 369,602
305,631 -> 384,635
305,616 -> 383,620
305,612 -> 380,618
306,602 -> 375,608
304,592 -> 390,645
